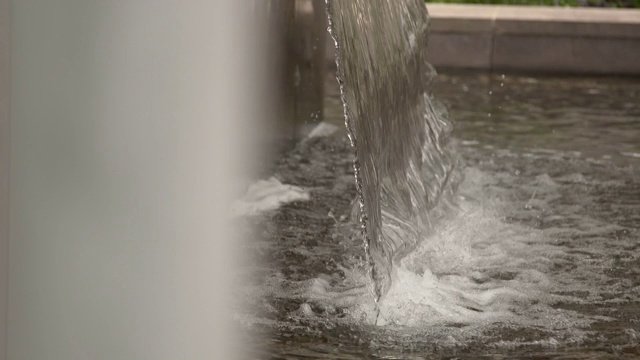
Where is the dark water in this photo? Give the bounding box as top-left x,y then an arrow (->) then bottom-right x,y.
235,71 -> 640,359
434,72 -> 640,165
327,0 -> 459,303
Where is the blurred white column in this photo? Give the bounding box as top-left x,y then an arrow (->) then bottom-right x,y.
9,1 -> 265,359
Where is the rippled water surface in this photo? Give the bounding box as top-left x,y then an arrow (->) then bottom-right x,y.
435,72 -> 640,164
237,72 -> 640,359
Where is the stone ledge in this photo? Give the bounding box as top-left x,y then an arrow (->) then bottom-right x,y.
426,4 -> 640,74
429,4 -> 640,38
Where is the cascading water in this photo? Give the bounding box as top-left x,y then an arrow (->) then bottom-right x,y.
326,0 -> 460,303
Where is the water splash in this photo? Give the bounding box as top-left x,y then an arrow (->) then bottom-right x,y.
326,0 -> 460,301
232,177 -> 309,216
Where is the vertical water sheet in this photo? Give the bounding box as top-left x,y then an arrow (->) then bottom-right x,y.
327,0 -> 459,301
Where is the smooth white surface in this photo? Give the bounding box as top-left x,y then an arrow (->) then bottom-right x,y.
9,2 -> 261,359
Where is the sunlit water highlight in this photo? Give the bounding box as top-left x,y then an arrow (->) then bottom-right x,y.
291,165 -> 599,331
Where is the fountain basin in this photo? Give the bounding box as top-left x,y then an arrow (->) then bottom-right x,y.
426,4 -> 640,74
312,4 -> 640,74
243,70 -> 640,358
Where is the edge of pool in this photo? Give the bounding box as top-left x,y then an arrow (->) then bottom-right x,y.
426,4 -> 640,75
318,4 -> 640,75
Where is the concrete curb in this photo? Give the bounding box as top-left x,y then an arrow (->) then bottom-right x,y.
425,4 -> 640,74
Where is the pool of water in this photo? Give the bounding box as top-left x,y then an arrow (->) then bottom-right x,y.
434,72 -> 640,165
236,72 -> 640,359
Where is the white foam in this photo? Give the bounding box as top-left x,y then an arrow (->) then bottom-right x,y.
621,151 -> 640,159
294,167 -> 594,333
307,121 -> 339,138
260,162 -> 634,350
232,177 -> 309,216
374,204 -> 558,327
292,202 -> 570,328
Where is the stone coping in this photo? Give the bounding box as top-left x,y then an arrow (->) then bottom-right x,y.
428,4 -> 640,38
314,4 -> 640,74
425,4 -> 640,74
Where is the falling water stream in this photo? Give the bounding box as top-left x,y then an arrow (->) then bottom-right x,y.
326,0 -> 459,305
